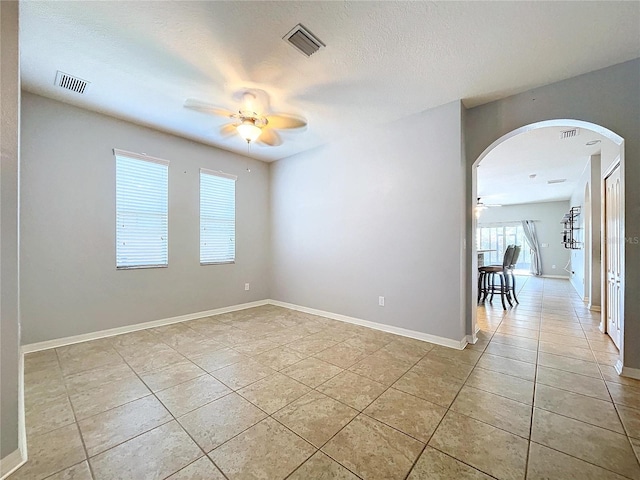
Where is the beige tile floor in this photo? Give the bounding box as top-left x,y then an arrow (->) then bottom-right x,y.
11,277 -> 640,479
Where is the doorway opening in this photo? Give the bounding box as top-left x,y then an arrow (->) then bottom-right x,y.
470,119 -> 625,368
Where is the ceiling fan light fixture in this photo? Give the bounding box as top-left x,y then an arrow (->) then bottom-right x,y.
236,120 -> 262,143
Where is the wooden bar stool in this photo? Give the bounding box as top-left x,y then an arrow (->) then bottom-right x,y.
478,245 -> 515,310
505,245 -> 521,305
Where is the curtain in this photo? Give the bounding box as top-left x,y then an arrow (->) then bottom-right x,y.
522,220 -> 542,276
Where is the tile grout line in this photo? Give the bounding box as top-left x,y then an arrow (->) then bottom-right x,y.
210,320 -> 411,479
529,280 -> 640,478
158,313 -> 397,478
274,335 -> 441,479
579,303 -> 640,471
400,298 -> 511,480
137,318 -> 327,480
522,278 -> 545,480
92,339 -> 223,479
136,328 -> 295,480
54,348 -> 95,480
75,334 -> 237,480
22,297 -> 638,479
27,306 -> 487,479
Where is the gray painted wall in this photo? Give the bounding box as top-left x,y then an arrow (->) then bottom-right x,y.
570,154 -> 602,307
477,201 -> 571,277
20,93 -> 270,344
1,0 -> 21,461
270,101 -> 467,342
465,58 -> 640,369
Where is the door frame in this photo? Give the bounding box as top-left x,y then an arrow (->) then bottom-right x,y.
602,157 -> 625,370
584,183 -> 591,302
470,119 -> 624,364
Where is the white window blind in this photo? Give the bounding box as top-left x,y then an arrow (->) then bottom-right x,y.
200,169 -> 236,264
115,149 -> 169,269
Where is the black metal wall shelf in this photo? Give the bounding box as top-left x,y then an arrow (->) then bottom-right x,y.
561,206 -> 581,250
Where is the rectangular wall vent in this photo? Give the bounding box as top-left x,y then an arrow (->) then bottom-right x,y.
547,179 -> 567,184
283,24 -> 325,57
55,71 -> 90,94
559,128 -> 579,139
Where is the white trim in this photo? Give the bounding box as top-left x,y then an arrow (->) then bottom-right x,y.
22,300 -> 269,353
614,359 -> 622,375
113,148 -> 170,166
0,448 -> 26,480
589,305 -> 601,313
603,157 -> 625,368
467,323 -> 481,344
200,168 -> 237,181
469,119 -> 624,355
540,274 -> 571,279
0,348 -> 28,480
22,298 -> 470,354
18,352 -> 26,469
268,300 -> 468,350
615,360 -> 640,380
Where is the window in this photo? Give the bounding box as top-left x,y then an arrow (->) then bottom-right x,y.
114,149 -> 169,269
200,169 -> 236,264
477,222 -> 532,272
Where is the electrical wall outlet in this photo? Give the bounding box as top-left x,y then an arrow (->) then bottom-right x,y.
378,296 -> 385,307
552,265 -> 556,269
244,283 -> 250,291
541,243 -> 549,248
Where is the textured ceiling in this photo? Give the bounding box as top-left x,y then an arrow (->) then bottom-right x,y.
19,1 -> 640,162
477,126 -> 615,206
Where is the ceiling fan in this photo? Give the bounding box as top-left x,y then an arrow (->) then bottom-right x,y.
476,197 -> 503,210
184,89 -> 307,147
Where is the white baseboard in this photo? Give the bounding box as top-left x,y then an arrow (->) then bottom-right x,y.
269,299 -> 467,350
615,360 -> 640,380
466,324 -> 481,345
589,305 -> 601,312
0,446 -> 26,480
22,300 -> 270,353
18,351 -> 26,472
1,348 -> 27,480
541,274 -> 571,279
22,298 -> 468,355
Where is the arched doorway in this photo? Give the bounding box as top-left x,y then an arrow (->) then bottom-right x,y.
470,119 -> 625,367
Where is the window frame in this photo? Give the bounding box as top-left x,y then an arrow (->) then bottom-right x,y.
199,168 -> 237,266
476,221 -> 532,271
114,148 -> 169,270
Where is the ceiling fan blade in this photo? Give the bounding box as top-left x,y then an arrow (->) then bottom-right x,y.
256,128 -> 282,147
184,98 -> 235,117
220,123 -> 237,138
266,114 -> 307,130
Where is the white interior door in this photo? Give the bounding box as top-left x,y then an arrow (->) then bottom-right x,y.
605,164 -> 622,349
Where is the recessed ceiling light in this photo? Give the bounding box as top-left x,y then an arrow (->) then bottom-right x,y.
547,179 -> 566,184
529,174 -> 537,179
586,140 -> 601,146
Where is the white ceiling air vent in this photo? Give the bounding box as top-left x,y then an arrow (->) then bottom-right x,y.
559,128 -> 580,139
547,179 -> 567,184
55,71 -> 90,94
283,24 -> 325,57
